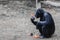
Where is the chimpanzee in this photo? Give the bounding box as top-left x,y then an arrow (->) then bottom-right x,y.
31,8 -> 55,38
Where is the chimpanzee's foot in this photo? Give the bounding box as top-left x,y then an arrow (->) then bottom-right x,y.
33,35 -> 40,38
40,35 -> 52,38
33,35 -> 46,39
39,35 -> 46,39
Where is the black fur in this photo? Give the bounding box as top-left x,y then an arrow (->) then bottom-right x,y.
31,9 -> 55,38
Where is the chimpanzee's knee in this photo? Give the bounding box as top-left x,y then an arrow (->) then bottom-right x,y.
42,25 -> 55,38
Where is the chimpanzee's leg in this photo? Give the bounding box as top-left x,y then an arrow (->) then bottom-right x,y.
38,25 -> 52,38
36,23 -> 43,36
42,25 -> 52,38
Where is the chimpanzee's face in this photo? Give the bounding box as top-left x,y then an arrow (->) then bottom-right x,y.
35,12 -> 40,18
35,8 -> 44,18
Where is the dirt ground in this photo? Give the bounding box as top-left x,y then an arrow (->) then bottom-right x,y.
0,1 -> 60,40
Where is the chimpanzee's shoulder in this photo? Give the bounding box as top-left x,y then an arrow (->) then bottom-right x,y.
45,12 -> 51,16
44,12 -> 48,16
44,12 -> 52,18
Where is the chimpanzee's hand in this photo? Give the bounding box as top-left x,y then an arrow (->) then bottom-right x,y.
31,16 -> 35,21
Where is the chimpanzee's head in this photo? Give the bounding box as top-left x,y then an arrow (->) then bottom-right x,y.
35,8 -> 44,18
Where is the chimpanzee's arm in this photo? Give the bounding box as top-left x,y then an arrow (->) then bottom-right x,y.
36,14 -> 50,26
37,21 -> 47,25
31,13 -> 51,26
31,18 -> 38,25
31,17 -> 47,25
